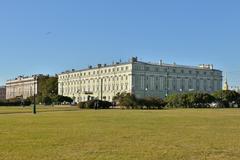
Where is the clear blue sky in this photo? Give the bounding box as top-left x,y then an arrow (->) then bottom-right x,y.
0,0 -> 240,87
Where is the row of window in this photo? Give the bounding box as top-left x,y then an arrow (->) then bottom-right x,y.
136,76 -> 221,92
144,76 -> 216,81
138,84 -> 215,92
60,76 -> 129,86
7,91 -> 35,96
135,65 -> 219,76
59,66 -> 130,79
136,76 -> 220,86
60,84 -> 129,94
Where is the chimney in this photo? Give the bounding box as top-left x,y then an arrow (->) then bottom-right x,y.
131,57 -> 138,63
159,60 -> 163,65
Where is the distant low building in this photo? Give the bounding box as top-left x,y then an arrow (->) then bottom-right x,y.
6,76 -> 38,99
58,57 -> 223,102
6,74 -> 53,99
0,86 -> 6,100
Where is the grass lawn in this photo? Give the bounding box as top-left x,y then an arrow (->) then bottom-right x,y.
0,105 -> 79,114
0,108 -> 239,160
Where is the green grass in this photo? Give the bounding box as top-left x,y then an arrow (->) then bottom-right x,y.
0,108 -> 240,160
0,105 -> 79,114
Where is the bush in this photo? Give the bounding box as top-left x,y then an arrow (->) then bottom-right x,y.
137,97 -> 166,109
212,90 -> 240,107
0,97 -> 32,106
113,92 -> 166,109
78,102 -> 87,109
54,95 -> 73,104
78,100 -> 112,109
113,92 -> 137,109
165,92 -> 216,108
24,98 -> 32,106
32,95 -> 73,105
43,96 -> 52,105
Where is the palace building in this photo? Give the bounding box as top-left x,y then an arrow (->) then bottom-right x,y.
6,76 -> 38,99
5,74 -> 49,99
58,57 -> 222,102
6,75 -> 57,100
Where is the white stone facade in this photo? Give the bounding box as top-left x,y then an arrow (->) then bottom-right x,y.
6,76 -> 38,99
58,58 -> 222,102
132,61 -> 222,98
58,63 -> 132,102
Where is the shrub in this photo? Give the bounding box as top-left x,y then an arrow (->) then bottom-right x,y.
23,98 -> 32,106
54,95 -> 73,104
0,97 -> 32,106
165,92 -> 216,108
43,96 -> 52,105
78,102 -> 87,109
113,92 -> 137,109
78,100 -> 112,109
212,90 -> 240,107
137,97 -> 166,109
113,92 -> 166,109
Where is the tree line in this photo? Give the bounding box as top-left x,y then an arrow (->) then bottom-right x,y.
112,90 -> 240,109
1,75 -> 240,109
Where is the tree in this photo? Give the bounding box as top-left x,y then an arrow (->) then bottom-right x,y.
165,94 -> 184,108
137,97 -> 166,109
120,93 -> 137,109
113,92 -> 137,109
43,96 -> 52,105
37,76 -> 58,104
212,90 -> 240,107
192,93 -> 215,108
54,95 -> 73,104
78,100 -> 112,109
165,92 -> 215,108
113,92 -> 166,109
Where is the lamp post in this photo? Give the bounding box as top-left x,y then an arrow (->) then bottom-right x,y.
179,88 -> 183,93
144,87 -> 148,97
165,68 -> 169,97
100,78 -> 103,101
51,90 -> 55,107
33,76 -> 37,114
77,90 -> 81,103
